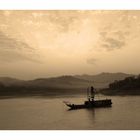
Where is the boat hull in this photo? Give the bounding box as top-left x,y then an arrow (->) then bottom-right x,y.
66,99 -> 112,110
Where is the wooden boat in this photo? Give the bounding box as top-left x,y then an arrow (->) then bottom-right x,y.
65,99 -> 112,109
64,86 -> 112,110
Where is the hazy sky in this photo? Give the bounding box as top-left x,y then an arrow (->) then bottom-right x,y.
0,10 -> 140,79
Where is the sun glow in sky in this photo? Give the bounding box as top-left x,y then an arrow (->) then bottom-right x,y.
0,10 -> 140,79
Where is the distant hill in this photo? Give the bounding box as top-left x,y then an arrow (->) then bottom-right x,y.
75,72 -> 133,88
27,75 -> 93,88
0,72 -> 137,97
0,75 -> 94,96
0,77 -> 26,86
0,73 -> 134,93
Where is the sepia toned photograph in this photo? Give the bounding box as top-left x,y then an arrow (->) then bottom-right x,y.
0,10 -> 140,130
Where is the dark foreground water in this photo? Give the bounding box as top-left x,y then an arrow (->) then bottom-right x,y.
0,94 -> 140,130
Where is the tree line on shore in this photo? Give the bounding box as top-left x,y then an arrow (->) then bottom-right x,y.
109,75 -> 140,90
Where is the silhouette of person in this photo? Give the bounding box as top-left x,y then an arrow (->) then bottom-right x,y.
91,86 -> 95,101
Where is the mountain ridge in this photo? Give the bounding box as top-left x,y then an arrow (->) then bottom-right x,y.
0,72 -> 134,89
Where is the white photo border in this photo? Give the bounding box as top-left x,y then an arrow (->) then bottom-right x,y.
0,0 -> 140,140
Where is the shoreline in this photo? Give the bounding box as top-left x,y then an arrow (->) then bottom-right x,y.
100,88 -> 140,96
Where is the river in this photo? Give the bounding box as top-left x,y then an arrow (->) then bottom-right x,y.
0,94 -> 140,130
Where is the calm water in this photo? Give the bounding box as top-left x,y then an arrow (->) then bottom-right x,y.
0,94 -> 140,130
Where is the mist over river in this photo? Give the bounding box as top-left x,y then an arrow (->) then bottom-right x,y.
0,93 -> 140,130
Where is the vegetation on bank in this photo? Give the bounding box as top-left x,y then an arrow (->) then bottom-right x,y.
100,75 -> 140,95
109,75 -> 140,90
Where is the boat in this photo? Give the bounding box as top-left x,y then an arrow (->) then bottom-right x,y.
64,86 -> 112,110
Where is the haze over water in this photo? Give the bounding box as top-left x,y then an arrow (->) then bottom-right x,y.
0,94 -> 140,130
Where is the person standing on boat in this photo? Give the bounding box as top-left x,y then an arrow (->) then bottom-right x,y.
91,86 -> 96,101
